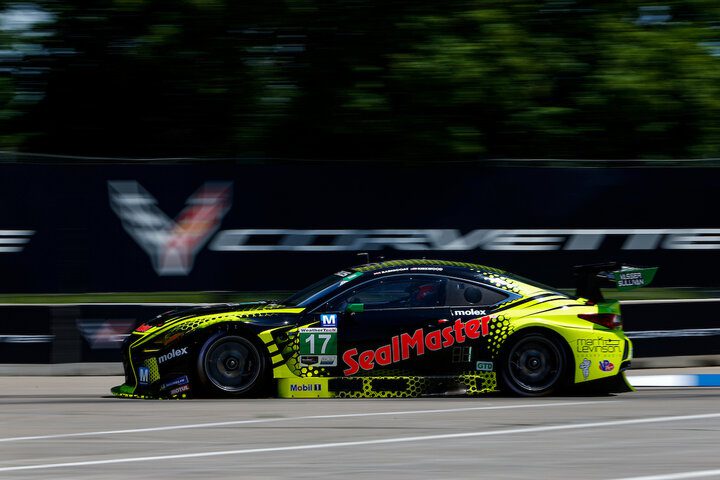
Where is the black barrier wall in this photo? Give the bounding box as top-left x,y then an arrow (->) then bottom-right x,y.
1,164 -> 720,293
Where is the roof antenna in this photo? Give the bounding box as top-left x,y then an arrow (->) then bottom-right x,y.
357,252 -> 370,264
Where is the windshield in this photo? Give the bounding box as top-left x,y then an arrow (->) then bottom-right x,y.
282,274 -> 347,307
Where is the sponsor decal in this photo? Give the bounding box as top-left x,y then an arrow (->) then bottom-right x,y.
576,338 -> 621,354
579,358 -> 591,380
319,356 -> 337,366
170,384 -> 190,395
617,271 -> 643,287
340,271 -> 363,283
0,229 -> 34,253
343,316 -> 493,376
77,319 -> 134,349
290,383 -> 322,392
612,267 -> 657,291
300,355 -> 337,367
320,314 -> 337,328
160,375 -> 189,391
599,359 -> 615,372
476,361 -> 493,372
451,309 -> 486,317
335,271 -> 352,277
299,328 -> 337,356
299,355 -> 318,365
138,366 -> 149,385
157,347 -> 188,364
109,180 -> 232,276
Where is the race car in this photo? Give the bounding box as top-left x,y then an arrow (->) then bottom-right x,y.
111,259 -> 656,399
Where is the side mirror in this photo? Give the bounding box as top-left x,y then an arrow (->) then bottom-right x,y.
346,303 -> 365,314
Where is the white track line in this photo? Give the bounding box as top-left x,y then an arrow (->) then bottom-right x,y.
612,469 -> 720,480
1,412 -> 719,473
0,400 -> 611,443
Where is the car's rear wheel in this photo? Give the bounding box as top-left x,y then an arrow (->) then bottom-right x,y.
500,332 -> 566,396
197,332 -> 268,397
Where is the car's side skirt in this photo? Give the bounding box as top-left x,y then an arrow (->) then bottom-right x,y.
277,373 -> 499,398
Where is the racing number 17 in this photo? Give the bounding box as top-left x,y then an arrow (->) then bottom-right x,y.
299,330 -> 337,355
305,334 -> 332,354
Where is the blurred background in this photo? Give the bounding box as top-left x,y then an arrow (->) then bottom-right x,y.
0,0 -> 719,365
1,0 -> 720,160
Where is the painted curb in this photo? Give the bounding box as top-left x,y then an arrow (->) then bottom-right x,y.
627,374 -> 720,387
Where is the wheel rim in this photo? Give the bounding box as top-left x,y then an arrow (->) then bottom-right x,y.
507,335 -> 562,393
204,336 -> 261,393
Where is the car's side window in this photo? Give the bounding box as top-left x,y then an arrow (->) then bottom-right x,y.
328,276 -> 447,311
445,279 -> 508,307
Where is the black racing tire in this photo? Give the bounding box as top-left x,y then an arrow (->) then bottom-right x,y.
196,332 -> 269,397
499,332 -> 567,397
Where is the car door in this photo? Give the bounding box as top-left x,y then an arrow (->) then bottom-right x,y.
442,277 -> 514,373
314,274 -> 455,377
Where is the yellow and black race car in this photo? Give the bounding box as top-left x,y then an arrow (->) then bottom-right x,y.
111,259 -> 656,399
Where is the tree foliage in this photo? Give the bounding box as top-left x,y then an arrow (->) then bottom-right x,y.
1,0 -> 720,160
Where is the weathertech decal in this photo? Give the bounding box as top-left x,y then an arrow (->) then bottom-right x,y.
342,316 -> 492,376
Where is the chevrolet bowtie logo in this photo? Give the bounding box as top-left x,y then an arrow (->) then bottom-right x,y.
109,181 -> 232,276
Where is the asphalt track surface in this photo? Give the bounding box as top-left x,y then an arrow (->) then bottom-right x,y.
1,377 -> 720,479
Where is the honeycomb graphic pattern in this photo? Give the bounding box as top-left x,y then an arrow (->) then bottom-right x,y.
487,315 -> 514,357
337,376 -> 427,398
460,372 -> 498,395
143,358 -> 160,383
167,316 -> 213,335
354,259 -> 505,276
482,273 -> 522,294
348,367 -> 414,377
281,327 -> 329,378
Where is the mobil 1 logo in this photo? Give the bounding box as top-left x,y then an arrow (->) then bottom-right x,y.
299,327 -> 337,367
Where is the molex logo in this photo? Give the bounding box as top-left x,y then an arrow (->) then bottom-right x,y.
158,347 -> 188,364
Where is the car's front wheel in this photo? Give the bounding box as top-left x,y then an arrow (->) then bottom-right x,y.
197,332 -> 269,397
500,332 -> 567,396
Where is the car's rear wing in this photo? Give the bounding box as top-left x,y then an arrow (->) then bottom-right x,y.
574,262 -> 658,302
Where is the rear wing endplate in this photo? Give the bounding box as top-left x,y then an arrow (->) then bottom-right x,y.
574,262 -> 658,302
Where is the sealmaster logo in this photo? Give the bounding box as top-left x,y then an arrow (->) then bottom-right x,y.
343,316 -> 492,375
158,347 -> 188,364
109,181 -> 232,276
